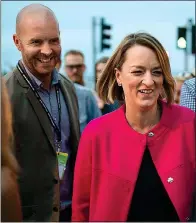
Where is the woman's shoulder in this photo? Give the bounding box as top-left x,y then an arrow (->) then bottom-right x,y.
82,105 -> 124,135
162,100 -> 195,125
172,103 -> 194,120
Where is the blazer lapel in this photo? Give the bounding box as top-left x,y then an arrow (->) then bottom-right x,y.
59,78 -> 75,127
14,66 -> 56,153
59,76 -> 80,151
26,89 -> 56,153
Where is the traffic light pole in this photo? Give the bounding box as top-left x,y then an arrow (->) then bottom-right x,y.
184,19 -> 193,72
92,17 -> 112,88
184,45 -> 188,72
92,17 -> 97,89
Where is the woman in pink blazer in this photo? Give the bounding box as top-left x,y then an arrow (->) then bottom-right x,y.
72,32 -> 195,222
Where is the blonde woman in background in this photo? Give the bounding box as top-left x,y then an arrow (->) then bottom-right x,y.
1,78 -> 22,221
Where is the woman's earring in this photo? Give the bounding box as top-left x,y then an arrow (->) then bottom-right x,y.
118,83 -> 122,86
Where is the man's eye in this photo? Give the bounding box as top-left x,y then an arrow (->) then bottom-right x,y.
50,39 -> 59,44
31,40 -> 41,45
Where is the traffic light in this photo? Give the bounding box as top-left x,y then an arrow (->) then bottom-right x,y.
100,18 -> 112,52
192,25 -> 195,54
177,27 -> 187,49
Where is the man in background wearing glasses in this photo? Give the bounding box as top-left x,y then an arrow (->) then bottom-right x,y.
64,50 -> 101,132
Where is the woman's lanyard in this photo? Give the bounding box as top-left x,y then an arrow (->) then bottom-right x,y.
17,61 -> 62,152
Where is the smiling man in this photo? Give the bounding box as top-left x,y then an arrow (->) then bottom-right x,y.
4,4 -> 80,222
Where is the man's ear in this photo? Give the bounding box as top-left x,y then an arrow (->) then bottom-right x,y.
82,64 -> 86,73
13,34 -> 22,52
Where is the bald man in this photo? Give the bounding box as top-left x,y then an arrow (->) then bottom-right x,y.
4,4 -> 80,222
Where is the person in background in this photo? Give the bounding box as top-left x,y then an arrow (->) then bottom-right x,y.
72,32 -> 195,221
95,57 -> 120,115
64,50 -> 101,132
4,4 -> 80,221
1,78 -> 22,222
95,56 -> 109,83
174,77 -> 185,104
64,50 -> 86,86
180,77 -> 196,112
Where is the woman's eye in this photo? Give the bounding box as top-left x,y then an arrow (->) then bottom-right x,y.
132,71 -> 142,75
153,71 -> 163,76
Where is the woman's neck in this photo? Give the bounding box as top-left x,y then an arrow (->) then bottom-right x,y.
125,102 -> 161,134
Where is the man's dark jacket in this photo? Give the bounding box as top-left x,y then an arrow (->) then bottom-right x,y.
4,64 -> 80,221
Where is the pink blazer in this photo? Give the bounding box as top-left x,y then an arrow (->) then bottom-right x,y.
72,100 -> 195,221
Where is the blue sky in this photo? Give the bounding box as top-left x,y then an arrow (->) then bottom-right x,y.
1,1 -> 195,88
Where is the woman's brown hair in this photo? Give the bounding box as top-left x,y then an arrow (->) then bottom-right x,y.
1,78 -> 18,174
97,32 -> 175,105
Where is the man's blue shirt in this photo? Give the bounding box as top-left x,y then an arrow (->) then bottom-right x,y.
74,83 -> 101,133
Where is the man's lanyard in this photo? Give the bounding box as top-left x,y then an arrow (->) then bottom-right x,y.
17,61 -> 62,152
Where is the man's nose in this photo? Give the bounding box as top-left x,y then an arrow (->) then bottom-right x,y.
41,43 -> 52,56
72,67 -> 78,73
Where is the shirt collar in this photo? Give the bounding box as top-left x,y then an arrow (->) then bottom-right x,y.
52,68 -> 60,85
21,60 -> 60,90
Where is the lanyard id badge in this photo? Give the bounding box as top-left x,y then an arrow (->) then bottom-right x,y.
57,152 -> 68,180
